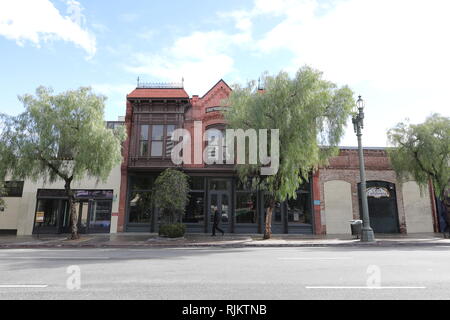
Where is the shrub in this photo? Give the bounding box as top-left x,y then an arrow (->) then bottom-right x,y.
152,169 -> 190,224
159,223 -> 186,238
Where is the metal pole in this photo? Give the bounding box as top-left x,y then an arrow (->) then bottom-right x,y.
356,123 -> 375,242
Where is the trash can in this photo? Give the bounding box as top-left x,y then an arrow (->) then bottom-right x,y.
349,220 -> 363,239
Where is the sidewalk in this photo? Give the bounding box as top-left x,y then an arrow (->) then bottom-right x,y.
1,232 -> 450,249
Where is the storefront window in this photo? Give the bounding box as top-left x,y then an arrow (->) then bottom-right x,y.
209,179 -> 229,191
274,202 -> 282,223
287,193 -> 311,224
34,199 -> 59,228
190,177 -> 205,190
184,192 -> 205,223
90,200 -> 112,230
236,192 -> 257,224
128,191 -> 152,223
128,176 -> 154,224
130,176 -> 153,190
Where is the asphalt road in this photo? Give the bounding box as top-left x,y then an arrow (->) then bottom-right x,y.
0,246 -> 450,300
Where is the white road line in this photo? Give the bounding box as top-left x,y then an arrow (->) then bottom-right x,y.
0,285 -> 48,288
278,257 -> 353,260
306,286 -> 426,289
0,257 -> 110,260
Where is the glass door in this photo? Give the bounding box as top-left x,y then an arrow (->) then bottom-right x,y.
77,201 -> 90,234
88,200 -> 112,233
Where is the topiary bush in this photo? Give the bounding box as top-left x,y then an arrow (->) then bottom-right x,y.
159,223 -> 186,238
153,168 -> 190,225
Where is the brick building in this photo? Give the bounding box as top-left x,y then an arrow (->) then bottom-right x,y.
0,80 -> 438,236
113,80 -> 438,236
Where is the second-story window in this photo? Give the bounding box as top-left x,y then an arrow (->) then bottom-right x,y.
139,125 -> 149,156
151,125 -> 164,157
138,124 -> 177,158
165,125 -> 176,157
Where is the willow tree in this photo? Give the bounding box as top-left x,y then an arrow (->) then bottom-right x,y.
225,66 -> 355,239
0,182 -> 5,209
0,86 -> 126,239
387,114 -> 450,201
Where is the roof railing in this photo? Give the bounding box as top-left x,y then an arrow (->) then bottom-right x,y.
137,77 -> 184,89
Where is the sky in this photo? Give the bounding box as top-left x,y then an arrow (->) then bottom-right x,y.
0,0 -> 449,147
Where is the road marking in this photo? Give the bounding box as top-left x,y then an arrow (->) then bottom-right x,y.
0,285 -> 48,288
0,256 -> 110,260
306,286 -> 426,289
278,257 -> 353,260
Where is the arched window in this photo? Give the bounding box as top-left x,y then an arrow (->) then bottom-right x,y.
205,125 -> 228,164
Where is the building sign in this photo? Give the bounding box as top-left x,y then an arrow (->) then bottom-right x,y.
366,187 -> 390,198
35,212 -> 45,223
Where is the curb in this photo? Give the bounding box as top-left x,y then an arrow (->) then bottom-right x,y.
1,241 -> 450,249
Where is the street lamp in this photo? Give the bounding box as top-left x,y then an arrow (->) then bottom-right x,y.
352,96 -> 375,242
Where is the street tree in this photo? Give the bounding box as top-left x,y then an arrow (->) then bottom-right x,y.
387,114 -> 450,201
0,86 -> 126,239
0,182 -> 6,210
225,66 -> 355,239
152,168 -> 190,225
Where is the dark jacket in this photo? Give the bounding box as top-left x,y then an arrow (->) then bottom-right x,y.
213,210 -> 220,225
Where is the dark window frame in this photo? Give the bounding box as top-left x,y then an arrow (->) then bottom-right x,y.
3,181 -> 24,197
138,124 -> 178,159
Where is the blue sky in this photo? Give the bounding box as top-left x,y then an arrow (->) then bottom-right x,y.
1,0 -> 449,147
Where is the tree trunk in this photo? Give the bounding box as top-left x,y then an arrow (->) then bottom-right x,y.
65,179 -> 79,240
263,200 -> 275,240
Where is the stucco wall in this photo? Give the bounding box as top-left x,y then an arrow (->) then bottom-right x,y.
2,165 -> 121,235
402,180 -> 434,233
323,180 -> 353,234
0,198 -> 20,231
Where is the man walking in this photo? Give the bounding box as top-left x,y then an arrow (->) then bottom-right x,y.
212,208 -> 225,236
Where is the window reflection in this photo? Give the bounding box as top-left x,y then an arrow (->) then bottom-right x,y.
184,192 -> 205,223
287,193 -> 311,224
236,192 -> 257,224
128,191 -> 152,223
34,199 -> 59,228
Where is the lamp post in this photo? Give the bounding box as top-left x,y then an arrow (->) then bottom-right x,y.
352,96 -> 375,242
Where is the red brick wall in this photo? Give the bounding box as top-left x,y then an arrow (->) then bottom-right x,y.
318,149 -> 408,233
117,100 -> 133,232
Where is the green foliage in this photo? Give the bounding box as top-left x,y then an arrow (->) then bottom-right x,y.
159,223 -> 186,238
387,114 -> 450,200
0,86 -> 126,184
153,169 -> 190,224
225,66 -> 355,202
0,86 -> 126,238
0,182 -> 6,209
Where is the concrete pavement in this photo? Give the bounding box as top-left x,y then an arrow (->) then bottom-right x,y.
1,232 -> 450,249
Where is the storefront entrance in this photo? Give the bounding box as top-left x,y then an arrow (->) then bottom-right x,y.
33,189 -> 113,234
358,181 -> 400,233
209,192 -> 230,234
208,179 -> 232,234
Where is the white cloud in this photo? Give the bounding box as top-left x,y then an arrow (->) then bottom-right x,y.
228,0 -> 450,146
0,0 -> 96,57
122,0 -> 449,147
124,30 -> 245,95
